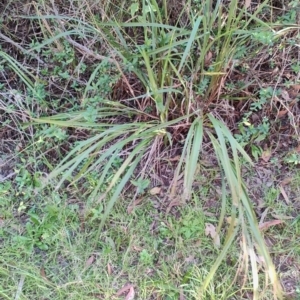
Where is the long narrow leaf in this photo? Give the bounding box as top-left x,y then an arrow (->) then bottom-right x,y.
178,16 -> 202,73
183,117 -> 203,200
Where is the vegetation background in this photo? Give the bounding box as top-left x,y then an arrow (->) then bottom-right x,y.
0,0 -> 300,299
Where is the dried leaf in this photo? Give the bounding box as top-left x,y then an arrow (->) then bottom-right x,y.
259,220 -> 284,231
125,286 -> 135,300
116,284 -> 134,297
225,216 -> 238,226
279,185 -> 290,204
15,143 -> 23,152
205,223 -> 220,248
133,245 -> 143,251
245,0 -> 251,9
107,263 -> 112,275
281,177 -> 293,186
166,197 -> 183,214
277,110 -> 288,118
149,186 -> 161,195
271,67 -> 279,76
85,255 -> 95,268
261,149 -> 271,162
271,213 -> 293,220
256,255 -> 266,266
204,51 -> 212,67
127,197 -> 143,214
259,208 -> 269,225
40,267 -> 50,282
169,155 -> 181,161
289,87 -> 300,98
281,89 -> 290,101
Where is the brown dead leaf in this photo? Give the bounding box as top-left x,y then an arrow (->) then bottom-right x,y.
166,197 -> 183,214
15,142 -> 23,152
194,240 -> 201,247
125,286 -> 135,300
205,223 -> 220,248
226,216 -> 238,226
291,84 -> 300,91
245,0 -> 251,9
279,185 -> 290,204
85,255 -> 95,268
40,267 -> 50,282
149,186 -> 161,195
132,245 -> 143,251
116,284 -> 134,297
107,263 -> 112,275
281,177 -> 293,186
259,208 -> 269,225
256,255 -> 266,266
281,89 -> 290,101
277,110 -> 288,118
127,197 -> 143,214
169,155 -> 181,162
259,220 -> 284,231
204,51 -> 212,67
261,149 -> 271,162
271,67 -> 279,76
289,85 -> 300,98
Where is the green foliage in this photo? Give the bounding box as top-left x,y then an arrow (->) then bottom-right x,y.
82,60 -> 120,108
284,152 -> 300,165
139,249 -> 153,266
251,31 -> 274,46
291,62 -> 300,74
235,117 -> 270,146
179,214 -> 203,240
0,0 -> 292,298
131,178 -> 150,194
12,203 -> 72,252
277,9 -> 298,24
234,87 -> 275,158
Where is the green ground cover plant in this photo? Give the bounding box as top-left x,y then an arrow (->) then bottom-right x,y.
1,0 -> 300,299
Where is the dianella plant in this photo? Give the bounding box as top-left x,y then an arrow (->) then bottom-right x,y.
2,0 -> 284,298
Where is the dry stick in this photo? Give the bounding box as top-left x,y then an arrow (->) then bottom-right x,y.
0,172 -> 16,183
0,32 -> 46,65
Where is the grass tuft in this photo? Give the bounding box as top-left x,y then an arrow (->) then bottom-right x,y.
1,0 -> 300,298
